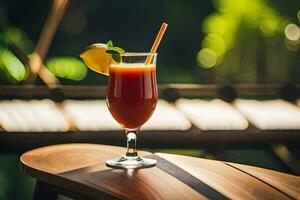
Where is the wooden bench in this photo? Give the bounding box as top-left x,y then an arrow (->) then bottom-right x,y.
21,144 -> 300,200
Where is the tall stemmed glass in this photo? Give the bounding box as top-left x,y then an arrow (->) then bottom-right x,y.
106,53 -> 158,169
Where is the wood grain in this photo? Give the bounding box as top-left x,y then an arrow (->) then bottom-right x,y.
21,144 -> 205,200
21,144 -> 300,200
226,162 -> 300,199
157,153 -> 293,200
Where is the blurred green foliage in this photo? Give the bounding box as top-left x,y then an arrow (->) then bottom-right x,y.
0,31 -> 28,83
0,49 -> 26,82
197,0 -> 300,83
0,154 -> 35,200
198,0 -> 287,66
46,57 -> 87,81
5,27 -> 33,54
0,28 -> 88,83
1,0 -> 299,85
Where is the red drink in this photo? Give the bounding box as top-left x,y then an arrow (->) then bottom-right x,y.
105,53 -> 159,169
107,63 -> 158,129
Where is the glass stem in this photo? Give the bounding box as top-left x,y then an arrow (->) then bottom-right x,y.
125,129 -> 138,157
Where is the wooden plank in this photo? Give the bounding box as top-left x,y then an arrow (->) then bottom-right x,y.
226,162 -> 300,199
20,144 -> 300,199
0,99 -> 190,132
21,144 -> 146,174
1,84 -> 299,99
0,100 -> 69,132
234,99 -> 300,130
21,144 -> 206,200
61,162 -> 206,200
62,100 -> 191,131
62,100 -> 120,131
140,100 -> 191,131
156,153 -> 291,200
176,99 -> 248,130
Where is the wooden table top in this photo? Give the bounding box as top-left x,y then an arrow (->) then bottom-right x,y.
20,144 -> 300,200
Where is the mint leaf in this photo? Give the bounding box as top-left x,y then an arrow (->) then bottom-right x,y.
107,40 -> 113,49
112,54 -> 122,63
111,47 -> 125,54
105,40 -> 125,63
105,49 -> 120,54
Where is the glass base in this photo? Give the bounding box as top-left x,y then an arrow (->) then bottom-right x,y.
106,156 -> 157,169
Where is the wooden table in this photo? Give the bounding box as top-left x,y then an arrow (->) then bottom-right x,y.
20,144 -> 300,200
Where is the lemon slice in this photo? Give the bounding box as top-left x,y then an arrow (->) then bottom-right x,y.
80,43 -> 112,76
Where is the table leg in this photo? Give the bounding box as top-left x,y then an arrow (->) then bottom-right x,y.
33,180 -> 58,200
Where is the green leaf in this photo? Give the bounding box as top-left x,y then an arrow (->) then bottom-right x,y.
105,40 -> 125,63
106,49 -> 120,54
112,54 -> 122,63
107,40 -> 113,49
111,47 -> 125,54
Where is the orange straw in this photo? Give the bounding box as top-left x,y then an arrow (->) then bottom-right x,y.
145,22 -> 168,65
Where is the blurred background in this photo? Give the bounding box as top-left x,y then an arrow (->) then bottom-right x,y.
0,0 -> 300,199
1,0 -> 299,85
